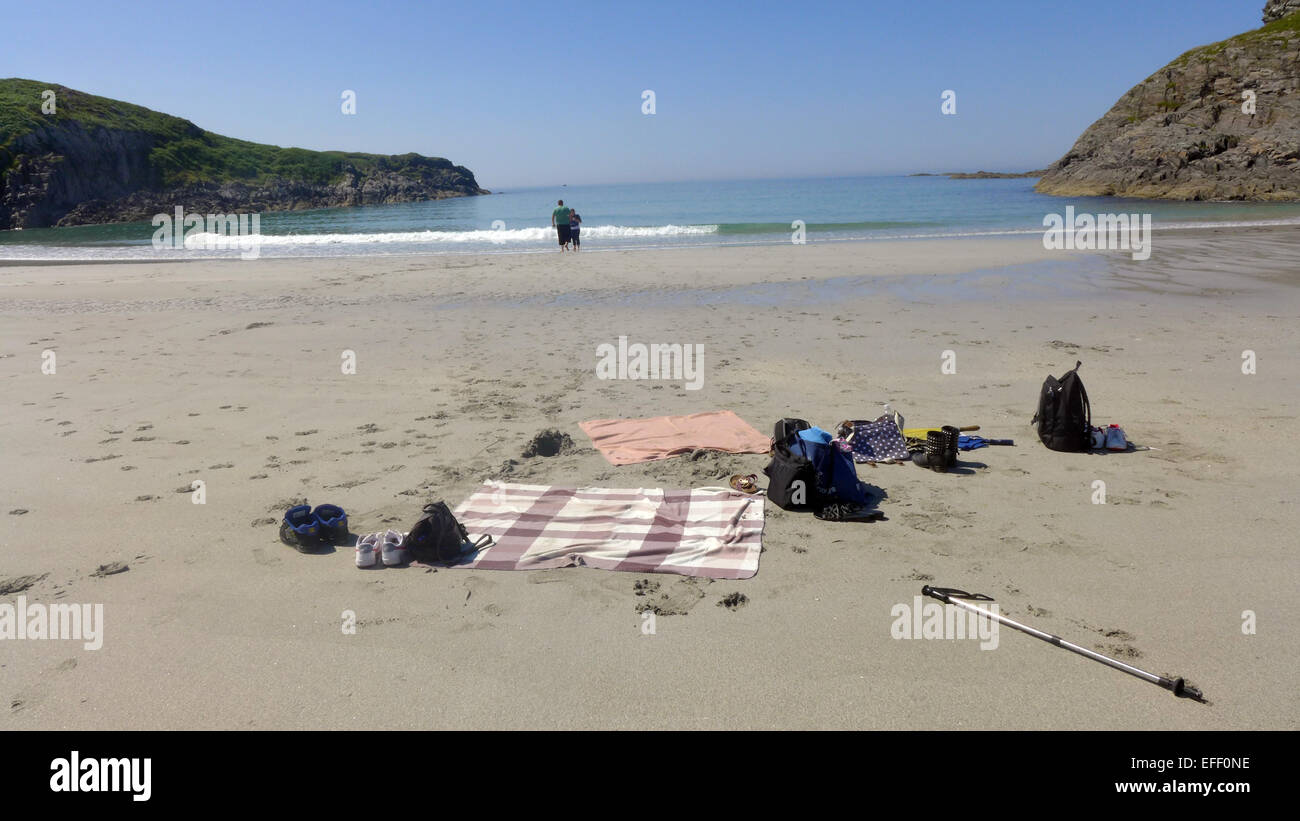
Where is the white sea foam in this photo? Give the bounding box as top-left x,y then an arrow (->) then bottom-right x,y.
3,217 -> 1298,261
180,223 -> 721,248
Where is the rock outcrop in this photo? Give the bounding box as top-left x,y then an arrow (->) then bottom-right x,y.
1036,6 -> 1300,201
1265,1 -> 1300,23
0,79 -> 487,229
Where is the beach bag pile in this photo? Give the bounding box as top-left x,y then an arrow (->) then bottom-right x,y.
764,419 -> 869,511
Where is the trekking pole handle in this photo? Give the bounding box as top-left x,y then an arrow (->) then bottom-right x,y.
921,585 -> 948,603
922,586 -> 996,603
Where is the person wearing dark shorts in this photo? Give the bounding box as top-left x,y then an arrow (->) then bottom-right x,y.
552,199 -> 571,250
569,209 -> 581,250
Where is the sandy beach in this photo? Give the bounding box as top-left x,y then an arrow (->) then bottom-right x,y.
1,231 -> 1296,730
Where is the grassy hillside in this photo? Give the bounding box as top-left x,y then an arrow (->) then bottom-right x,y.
0,78 -> 465,188
1167,8 -> 1300,69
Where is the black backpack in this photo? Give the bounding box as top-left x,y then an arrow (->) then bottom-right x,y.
1032,361 -> 1091,452
406,501 -> 493,563
763,418 -> 825,511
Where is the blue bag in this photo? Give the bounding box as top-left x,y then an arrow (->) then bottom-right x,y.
793,427 -> 869,506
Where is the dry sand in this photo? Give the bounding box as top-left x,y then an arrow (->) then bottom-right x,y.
1,231 -> 1296,729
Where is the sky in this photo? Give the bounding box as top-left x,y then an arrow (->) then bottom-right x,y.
1,0 -> 1268,190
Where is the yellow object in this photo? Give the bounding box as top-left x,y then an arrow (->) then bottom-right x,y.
902,425 -> 980,437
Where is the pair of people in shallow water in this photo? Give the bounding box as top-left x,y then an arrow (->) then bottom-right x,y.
550,199 -> 582,251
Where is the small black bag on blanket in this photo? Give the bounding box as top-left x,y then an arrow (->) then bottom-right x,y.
406,501 -> 492,563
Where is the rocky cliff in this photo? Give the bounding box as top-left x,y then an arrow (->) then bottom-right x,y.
1266,1 -> 1300,23
0,79 -> 487,229
1036,6 -> 1300,201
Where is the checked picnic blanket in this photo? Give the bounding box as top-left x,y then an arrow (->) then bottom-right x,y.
450,481 -> 765,579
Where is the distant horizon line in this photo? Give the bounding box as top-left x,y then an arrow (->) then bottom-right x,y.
483,170 -> 1050,191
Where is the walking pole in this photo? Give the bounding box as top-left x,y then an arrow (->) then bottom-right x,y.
921,586 -> 1205,701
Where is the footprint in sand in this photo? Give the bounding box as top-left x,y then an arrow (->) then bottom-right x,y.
634,577 -> 709,616
717,592 -> 749,611
11,658 -> 79,715
459,575 -> 500,603
1098,643 -> 1143,659
91,562 -> 129,577
0,573 -> 47,595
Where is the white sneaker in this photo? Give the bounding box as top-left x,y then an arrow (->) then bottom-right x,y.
381,530 -> 407,566
355,533 -> 379,568
1105,424 -> 1128,451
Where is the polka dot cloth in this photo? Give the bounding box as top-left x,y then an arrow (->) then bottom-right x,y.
845,415 -> 911,463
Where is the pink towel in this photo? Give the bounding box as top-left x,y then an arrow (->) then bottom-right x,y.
579,411 -> 771,465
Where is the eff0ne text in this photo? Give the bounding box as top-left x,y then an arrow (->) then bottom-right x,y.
1132,757 -> 1250,773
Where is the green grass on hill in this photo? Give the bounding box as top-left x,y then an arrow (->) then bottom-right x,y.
0,78 -> 460,188
1167,9 -> 1300,68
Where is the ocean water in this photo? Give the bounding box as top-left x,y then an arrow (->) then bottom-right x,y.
3,176 -> 1300,261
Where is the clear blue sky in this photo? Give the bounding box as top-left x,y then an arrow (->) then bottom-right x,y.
3,0 -> 1266,189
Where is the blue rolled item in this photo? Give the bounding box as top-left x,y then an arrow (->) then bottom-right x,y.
792,426 -> 869,505
958,435 -> 989,451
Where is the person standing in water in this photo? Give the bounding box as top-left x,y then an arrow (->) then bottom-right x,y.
569,208 -> 582,251
551,199 -> 571,251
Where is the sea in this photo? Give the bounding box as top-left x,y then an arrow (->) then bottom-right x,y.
3,175 -> 1300,261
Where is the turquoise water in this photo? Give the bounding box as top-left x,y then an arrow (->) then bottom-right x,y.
4,175 -> 1300,260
